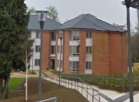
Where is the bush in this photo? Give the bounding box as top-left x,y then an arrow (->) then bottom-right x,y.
61,74 -> 139,92
133,63 -> 139,76
28,70 -> 36,75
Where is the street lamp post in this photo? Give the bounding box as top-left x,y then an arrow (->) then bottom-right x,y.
126,2 -> 134,102
123,0 -> 134,102
37,10 -> 47,100
123,0 -> 139,102
137,9 -> 139,27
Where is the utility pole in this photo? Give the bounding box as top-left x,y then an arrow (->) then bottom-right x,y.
122,0 -> 135,102
137,8 -> 139,28
36,10 -> 47,101
125,0 -> 134,102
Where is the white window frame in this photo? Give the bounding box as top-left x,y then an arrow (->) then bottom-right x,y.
36,32 -> 40,38
51,32 -> 56,41
86,62 -> 92,70
35,59 -> 40,66
71,31 -> 80,41
87,32 -> 92,38
71,46 -> 80,56
70,61 -> 79,71
86,47 -> 92,54
35,45 -> 40,52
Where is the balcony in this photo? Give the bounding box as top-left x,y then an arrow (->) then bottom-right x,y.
86,54 -> 92,61
69,40 -> 80,46
69,56 -> 79,61
85,69 -> 92,74
50,54 -> 56,59
86,38 -> 92,46
51,41 -> 56,46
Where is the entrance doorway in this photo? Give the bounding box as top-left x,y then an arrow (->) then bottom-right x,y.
50,59 -> 55,69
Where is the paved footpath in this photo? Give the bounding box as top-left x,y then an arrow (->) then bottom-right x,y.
43,75 -> 139,102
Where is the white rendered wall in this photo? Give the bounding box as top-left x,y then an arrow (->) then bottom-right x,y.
29,31 -> 40,70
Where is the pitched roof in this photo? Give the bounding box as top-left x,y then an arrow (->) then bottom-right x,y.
28,15 -> 62,31
60,14 -> 124,32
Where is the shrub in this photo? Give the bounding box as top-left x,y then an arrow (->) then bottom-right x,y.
133,63 -> 139,76
61,74 -> 139,92
28,70 -> 36,75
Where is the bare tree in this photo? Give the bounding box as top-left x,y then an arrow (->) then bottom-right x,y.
47,6 -> 58,21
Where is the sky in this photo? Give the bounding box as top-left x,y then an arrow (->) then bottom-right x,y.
25,0 -> 138,30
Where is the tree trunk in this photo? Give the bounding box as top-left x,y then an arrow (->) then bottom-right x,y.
0,78 -> 3,99
0,78 -> 5,99
3,78 -> 9,99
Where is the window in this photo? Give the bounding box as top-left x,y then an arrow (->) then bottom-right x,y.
86,47 -> 92,54
71,46 -> 79,55
71,31 -> 80,40
70,61 -> 79,71
51,46 -> 55,54
86,62 -> 92,70
35,59 -> 40,66
35,46 -> 40,52
87,32 -> 92,38
51,32 -> 56,41
36,32 -> 40,38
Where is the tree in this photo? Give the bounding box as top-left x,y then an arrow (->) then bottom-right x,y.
131,27 -> 139,62
0,10 -> 16,99
0,0 -> 30,99
47,6 -> 58,21
131,34 -> 139,62
28,7 -> 36,14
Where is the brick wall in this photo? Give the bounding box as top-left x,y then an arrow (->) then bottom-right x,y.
42,32 -> 51,70
93,31 -> 128,76
93,32 -> 110,75
109,32 -> 128,75
79,31 -> 86,74
42,30 -> 128,76
122,33 -> 128,74
63,31 -> 70,73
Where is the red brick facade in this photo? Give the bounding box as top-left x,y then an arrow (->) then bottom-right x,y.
63,31 -> 70,74
79,31 -> 87,74
93,32 -> 110,75
93,31 -> 128,75
42,31 -> 128,76
42,32 -> 51,70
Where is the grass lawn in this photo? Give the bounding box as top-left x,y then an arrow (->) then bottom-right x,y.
3,78 -> 88,102
9,78 -> 25,92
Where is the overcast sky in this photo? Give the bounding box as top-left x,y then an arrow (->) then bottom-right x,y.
25,0 -> 138,30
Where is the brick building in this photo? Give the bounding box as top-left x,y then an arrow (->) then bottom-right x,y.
28,14 -> 128,76
28,14 -> 62,70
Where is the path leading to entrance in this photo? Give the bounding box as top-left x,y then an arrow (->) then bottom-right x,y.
43,71 -> 58,79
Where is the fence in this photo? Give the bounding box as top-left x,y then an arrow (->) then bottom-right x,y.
44,77 -> 111,102
61,79 -> 101,102
37,97 -> 58,102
